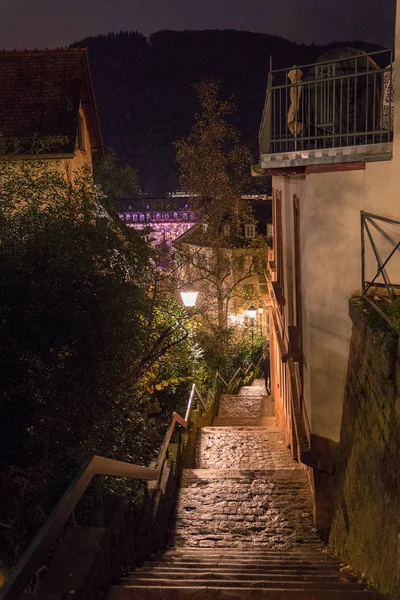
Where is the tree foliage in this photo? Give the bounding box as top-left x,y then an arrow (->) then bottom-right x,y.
0,160 -> 200,564
174,82 -> 267,328
175,80 -> 253,228
94,151 -> 140,205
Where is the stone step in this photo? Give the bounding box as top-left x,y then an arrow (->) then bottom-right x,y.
135,560 -> 342,575
145,561 -> 338,570
163,548 -> 331,557
239,385 -> 266,394
119,578 -> 367,591
212,417 -> 275,427
181,469 -> 306,480
108,586 -> 381,599
200,426 -> 280,432
131,574 -> 355,584
195,428 -> 297,470
173,470 -> 316,548
137,568 -> 345,578
155,555 -> 335,564
218,394 -> 266,418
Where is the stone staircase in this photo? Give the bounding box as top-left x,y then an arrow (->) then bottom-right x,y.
108,380 -> 383,599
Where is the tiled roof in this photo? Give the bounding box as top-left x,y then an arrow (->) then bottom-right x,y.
0,48 -> 103,157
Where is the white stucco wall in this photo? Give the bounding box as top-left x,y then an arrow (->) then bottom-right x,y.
271,4 -> 400,443
274,156 -> 400,443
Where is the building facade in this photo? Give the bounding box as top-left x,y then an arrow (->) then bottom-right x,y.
256,36 -> 400,531
173,209 -> 270,329
114,195 -> 196,245
0,48 -> 103,174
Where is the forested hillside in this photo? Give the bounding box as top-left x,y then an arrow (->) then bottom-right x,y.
72,30 -> 382,193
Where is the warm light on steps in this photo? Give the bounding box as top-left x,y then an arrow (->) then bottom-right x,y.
106,381 -> 381,600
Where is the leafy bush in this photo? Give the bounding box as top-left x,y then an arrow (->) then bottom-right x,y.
0,161 -> 200,564
196,324 -> 263,388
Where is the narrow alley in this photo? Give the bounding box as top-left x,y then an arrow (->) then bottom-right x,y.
108,380 -> 383,599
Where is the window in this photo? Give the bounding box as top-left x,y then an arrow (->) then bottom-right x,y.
273,189 -> 284,287
245,224 -> 255,239
293,195 -> 302,334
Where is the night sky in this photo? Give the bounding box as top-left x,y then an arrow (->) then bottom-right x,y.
1,0 -> 396,50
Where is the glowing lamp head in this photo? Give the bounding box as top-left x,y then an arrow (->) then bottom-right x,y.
180,284 -> 199,307
258,306 -> 264,314
247,305 -> 257,319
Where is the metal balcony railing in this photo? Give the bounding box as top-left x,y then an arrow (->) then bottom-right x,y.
259,49 -> 394,156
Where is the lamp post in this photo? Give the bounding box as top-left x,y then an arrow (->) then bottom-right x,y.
180,284 -> 199,308
258,306 -> 264,336
247,305 -> 256,363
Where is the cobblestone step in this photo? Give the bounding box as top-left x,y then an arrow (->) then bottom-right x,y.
163,548 -> 329,556
196,428 -> 297,470
181,469 -> 306,480
107,382 -> 382,600
135,569 -> 352,579
239,382 -> 266,395
219,394 -> 266,418
212,418 -> 275,427
108,586 -> 381,599
201,425 -> 279,432
120,578 -> 367,590
144,561 -> 340,570
158,549 -> 334,559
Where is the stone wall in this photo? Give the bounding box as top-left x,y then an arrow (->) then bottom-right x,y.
329,298 -> 400,599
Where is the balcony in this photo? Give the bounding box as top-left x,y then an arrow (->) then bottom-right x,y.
258,49 -> 394,170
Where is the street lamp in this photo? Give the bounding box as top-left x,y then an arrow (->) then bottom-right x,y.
258,306 -> 264,336
180,284 -> 199,307
247,305 -> 256,363
247,305 -> 257,320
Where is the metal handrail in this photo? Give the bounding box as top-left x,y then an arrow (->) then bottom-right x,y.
360,210 -> 400,333
0,362 -> 255,600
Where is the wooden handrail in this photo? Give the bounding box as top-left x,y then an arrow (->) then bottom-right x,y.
0,457 -> 158,600
228,367 -> 244,388
215,371 -> 229,388
0,361 -> 255,600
